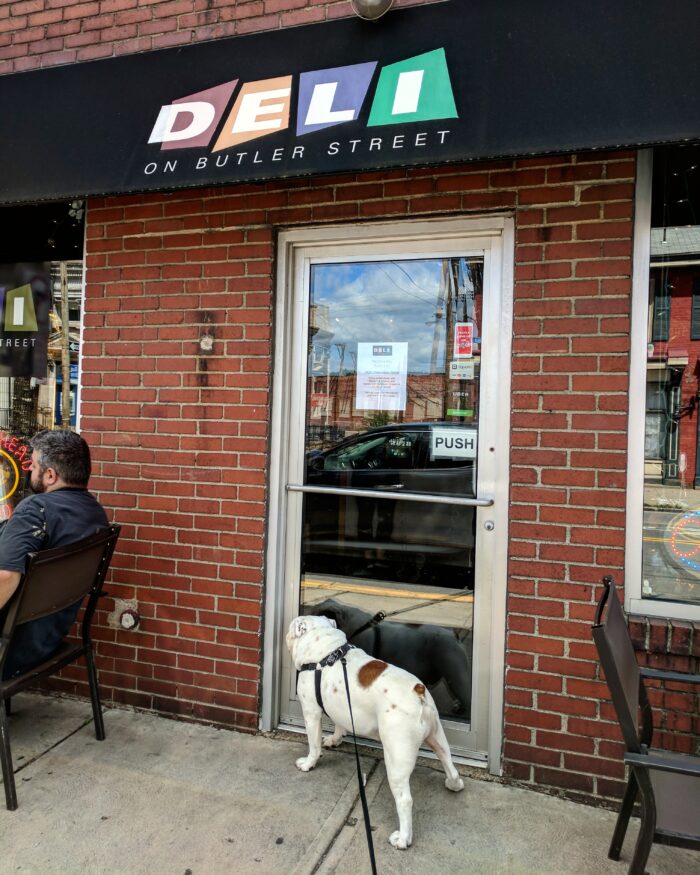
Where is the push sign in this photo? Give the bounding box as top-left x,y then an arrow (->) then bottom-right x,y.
431,426 -> 477,460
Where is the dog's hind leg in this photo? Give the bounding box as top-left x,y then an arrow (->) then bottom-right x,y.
383,742 -> 419,849
322,724 -> 346,748
425,719 -> 464,793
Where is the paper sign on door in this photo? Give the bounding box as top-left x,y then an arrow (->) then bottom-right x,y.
355,342 -> 408,411
450,361 -> 474,380
454,322 -> 473,358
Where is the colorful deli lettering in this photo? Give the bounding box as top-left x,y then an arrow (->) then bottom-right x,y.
148,49 -> 458,151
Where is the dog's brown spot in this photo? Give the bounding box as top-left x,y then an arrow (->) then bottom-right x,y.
332,686 -> 338,693
391,703 -> 397,709
413,683 -> 426,700
358,660 -> 388,688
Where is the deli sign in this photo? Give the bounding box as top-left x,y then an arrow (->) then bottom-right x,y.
147,49 -> 456,159
0,265 -> 50,379
0,0 -> 699,203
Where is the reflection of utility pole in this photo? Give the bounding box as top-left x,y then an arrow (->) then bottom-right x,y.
60,262 -> 72,429
334,343 -> 346,424
430,261 -> 448,375
444,258 -> 456,419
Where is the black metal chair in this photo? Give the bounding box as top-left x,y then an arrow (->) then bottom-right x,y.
592,575 -> 700,874
0,524 -> 120,810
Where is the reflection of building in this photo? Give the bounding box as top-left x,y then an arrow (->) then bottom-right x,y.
307,371 -> 479,448
647,229 -> 700,485
43,261 -> 82,429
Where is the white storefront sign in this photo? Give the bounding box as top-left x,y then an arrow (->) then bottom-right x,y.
430,426 -> 478,459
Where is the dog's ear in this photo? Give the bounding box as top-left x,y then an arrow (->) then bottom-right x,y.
291,617 -> 308,638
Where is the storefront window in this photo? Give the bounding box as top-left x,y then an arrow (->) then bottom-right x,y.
0,260 -> 83,519
641,146 -> 700,605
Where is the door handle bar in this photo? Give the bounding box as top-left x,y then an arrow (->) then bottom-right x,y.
287,483 -> 494,507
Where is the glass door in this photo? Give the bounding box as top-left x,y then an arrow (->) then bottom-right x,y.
274,222 -> 511,762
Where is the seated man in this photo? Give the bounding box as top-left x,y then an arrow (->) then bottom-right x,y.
0,429 -> 109,679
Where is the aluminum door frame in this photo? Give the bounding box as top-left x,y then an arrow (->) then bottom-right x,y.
262,216 -> 514,775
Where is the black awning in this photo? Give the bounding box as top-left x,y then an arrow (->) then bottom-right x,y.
1,0 -> 699,204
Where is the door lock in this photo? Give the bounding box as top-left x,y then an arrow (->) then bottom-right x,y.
484,520 -> 495,531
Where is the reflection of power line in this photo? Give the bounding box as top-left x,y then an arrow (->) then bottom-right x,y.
316,304 -> 427,315
320,260 -> 438,304
389,260 -> 438,296
374,264 -> 437,306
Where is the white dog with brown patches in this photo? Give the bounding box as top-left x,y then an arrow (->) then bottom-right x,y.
286,614 -> 464,849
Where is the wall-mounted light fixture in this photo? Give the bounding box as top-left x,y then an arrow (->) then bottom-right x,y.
351,0 -> 394,21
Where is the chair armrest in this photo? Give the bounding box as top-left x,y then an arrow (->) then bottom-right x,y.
640,667 -> 700,685
625,751 -> 700,777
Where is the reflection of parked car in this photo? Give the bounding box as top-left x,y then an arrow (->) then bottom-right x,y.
303,423 -> 477,588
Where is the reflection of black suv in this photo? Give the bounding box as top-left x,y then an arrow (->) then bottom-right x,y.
303,423 -> 476,588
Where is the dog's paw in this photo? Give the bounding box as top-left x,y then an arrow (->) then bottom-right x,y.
389,831 -> 411,849
445,776 -> 464,792
323,734 -> 344,749
295,756 -> 318,771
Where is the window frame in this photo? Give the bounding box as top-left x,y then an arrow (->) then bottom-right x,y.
691,277 -> 700,340
626,149 -> 700,621
650,272 -> 670,341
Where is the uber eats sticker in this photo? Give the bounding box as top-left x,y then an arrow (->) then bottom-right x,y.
0,265 -> 50,378
431,426 -> 477,460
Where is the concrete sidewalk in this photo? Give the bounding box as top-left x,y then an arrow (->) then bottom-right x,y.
0,693 -> 697,875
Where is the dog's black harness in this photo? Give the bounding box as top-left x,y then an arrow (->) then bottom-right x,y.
297,642 -> 354,714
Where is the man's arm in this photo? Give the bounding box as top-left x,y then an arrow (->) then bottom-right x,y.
0,498 -> 47,610
0,569 -> 21,609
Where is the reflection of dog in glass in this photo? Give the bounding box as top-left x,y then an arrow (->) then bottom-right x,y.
286,613 -> 464,849
309,598 -> 472,720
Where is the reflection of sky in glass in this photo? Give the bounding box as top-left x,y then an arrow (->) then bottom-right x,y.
310,259 -> 481,375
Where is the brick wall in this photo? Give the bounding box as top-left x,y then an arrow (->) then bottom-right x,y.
503,158 -> 636,801
48,152 -> 636,801
0,0 -> 432,74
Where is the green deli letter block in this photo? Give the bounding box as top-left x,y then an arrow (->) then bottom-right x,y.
368,48 -> 458,127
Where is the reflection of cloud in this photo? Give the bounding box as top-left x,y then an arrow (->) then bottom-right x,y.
311,260 -> 454,374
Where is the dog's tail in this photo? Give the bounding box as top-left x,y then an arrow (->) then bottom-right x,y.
414,682 -> 440,734
413,683 -> 437,731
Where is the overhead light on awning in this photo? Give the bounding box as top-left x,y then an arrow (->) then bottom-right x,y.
351,0 -> 394,21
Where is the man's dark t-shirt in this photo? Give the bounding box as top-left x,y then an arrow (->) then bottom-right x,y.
0,488 -> 109,678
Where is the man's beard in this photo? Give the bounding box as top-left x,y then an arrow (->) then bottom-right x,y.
30,473 -> 46,494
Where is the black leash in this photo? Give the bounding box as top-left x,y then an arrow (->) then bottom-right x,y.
297,644 -> 378,873
347,587 -> 472,644
347,610 -> 385,642
340,652 -> 377,875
